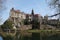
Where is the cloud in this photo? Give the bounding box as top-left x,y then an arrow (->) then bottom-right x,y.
0,0 -> 7,11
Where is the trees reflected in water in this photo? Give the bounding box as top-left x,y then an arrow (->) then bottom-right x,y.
1,32 -> 60,40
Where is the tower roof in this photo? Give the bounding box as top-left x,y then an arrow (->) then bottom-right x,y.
31,9 -> 34,15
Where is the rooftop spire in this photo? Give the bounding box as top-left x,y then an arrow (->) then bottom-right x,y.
31,9 -> 34,15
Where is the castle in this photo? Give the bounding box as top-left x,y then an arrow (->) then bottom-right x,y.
8,8 -> 42,29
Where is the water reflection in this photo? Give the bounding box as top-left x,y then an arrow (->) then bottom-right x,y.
41,34 -> 60,40
0,36 -> 3,40
14,32 -> 32,40
1,32 -> 60,40
32,33 -> 40,40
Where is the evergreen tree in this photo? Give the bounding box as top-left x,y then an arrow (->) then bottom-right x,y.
1,20 -> 13,31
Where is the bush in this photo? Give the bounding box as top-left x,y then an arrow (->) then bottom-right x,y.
32,19 -> 40,29
24,19 -> 30,25
1,20 -> 13,31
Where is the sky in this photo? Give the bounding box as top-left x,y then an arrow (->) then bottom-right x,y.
0,0 -> 58,25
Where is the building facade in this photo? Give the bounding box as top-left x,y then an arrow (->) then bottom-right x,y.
8,8 -> 42,29
9,8 -> 26,28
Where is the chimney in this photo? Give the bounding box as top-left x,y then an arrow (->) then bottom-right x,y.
11,8 -> 14,11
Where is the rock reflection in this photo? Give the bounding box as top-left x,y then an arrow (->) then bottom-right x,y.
1,31 -> 60,40
15,32 -> 32,40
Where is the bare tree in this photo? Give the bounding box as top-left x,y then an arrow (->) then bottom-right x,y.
47,0 -> 60,21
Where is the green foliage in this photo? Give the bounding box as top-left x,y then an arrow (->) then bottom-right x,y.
32,19 -> 40,29
24,19 -> 30,25
1,20 -> 13,30
34,19 -> 39,24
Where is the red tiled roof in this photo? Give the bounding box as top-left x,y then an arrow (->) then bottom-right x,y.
34,14 -> 39,17
26,14 -> 39,17
14,10 -> 20,13
26,14 -> 32,17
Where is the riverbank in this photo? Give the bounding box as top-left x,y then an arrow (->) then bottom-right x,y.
1,29 -> 60,33
25,29 -> 60,33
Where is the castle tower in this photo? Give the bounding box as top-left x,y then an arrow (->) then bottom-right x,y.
31,9 -> 40,29
31,9 -> 34,16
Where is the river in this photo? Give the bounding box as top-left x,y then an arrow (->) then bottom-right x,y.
0,31 -> 60,40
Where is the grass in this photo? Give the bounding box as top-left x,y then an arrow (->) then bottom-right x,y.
26,29 -> 60,33
1,29 -> 60,37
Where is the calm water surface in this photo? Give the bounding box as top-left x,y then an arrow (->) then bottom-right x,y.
0,36 -> 3,40
0,32 -> 60,40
